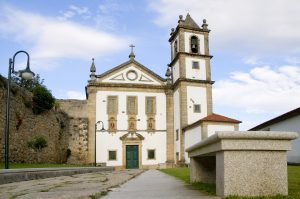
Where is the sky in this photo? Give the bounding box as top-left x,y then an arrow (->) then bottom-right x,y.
0,0 -> 300,130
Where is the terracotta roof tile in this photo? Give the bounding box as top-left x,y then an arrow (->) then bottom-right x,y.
200,113 -> 241,123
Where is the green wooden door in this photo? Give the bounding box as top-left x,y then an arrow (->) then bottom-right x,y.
126,145 -> 139,169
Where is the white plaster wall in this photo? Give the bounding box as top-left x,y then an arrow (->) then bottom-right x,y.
142,131 -> 166,165
172,60 -> 180,82
184,125 -> 202,163
95,91 -> 167,166
260,115 -> 300,163
184,32 -> 205,54
173,89 -> 181,158
102,65 -> 161,85
187,86 -> 207,124
185,57 -> 206,80
207,124 -> 235,137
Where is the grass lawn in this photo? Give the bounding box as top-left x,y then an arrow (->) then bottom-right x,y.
160,166 -> 300,199
0,163 -> 92,169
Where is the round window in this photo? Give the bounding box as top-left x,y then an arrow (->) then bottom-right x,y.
126,70 -> 138,81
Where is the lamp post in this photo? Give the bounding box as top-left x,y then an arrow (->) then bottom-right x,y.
94,121 -> 105,166
4,50 -> 35,169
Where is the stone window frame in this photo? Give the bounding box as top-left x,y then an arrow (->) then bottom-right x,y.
127,96 -> 138,115
193,104 -> 201,113
176,129 -> 179,141
145,96 -> 156,115
147,149 -> 156,160
108,150 -> 117,161
192,61 -> 200,69
190,35 -> 200,54
174,40 -> 178,54
107,96 -> 118,115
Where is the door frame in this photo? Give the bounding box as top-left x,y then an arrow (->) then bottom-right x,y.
122,141 -> 142,169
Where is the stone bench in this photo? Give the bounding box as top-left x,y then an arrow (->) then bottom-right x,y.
186,131 -> 298,198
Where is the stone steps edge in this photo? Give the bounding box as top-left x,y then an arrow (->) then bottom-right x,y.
0,167 -> 114,185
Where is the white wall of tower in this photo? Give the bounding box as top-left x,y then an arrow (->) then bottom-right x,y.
185,57 -> 206,80
172,60 -> 180,82
186,86 -> 207,124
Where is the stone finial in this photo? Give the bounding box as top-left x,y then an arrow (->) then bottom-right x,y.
165,65 -> 172,85
90,58 -> 96,80
202,19 -> 209,31
170,28 -> 175,36
178,15 -> 183,23
129,44 -> 135,60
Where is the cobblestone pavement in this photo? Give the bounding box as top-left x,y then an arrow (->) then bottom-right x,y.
103,170 -> 220,199
0,169 -> 143,199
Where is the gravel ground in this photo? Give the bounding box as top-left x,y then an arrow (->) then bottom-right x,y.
0,169 -> 143,199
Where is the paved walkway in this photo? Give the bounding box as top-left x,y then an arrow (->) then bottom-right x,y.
0,169 -> 143,199
103,170 -> 220,199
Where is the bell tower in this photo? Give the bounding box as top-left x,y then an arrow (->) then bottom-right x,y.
168,14 -> 214,164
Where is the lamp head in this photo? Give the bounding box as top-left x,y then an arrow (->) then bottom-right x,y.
19,60 -> 35,80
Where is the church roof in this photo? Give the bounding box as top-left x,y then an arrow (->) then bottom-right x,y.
200,113 -> 241,123
182,113 -> 241,131
96,59 -> 166,82
179,13 -> 201,30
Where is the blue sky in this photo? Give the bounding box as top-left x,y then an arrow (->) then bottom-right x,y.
0,0 -> 300,130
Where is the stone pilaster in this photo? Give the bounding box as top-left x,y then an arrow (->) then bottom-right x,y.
206,84 -> 213,115
87,87 -> 97,164
165,87 -> 174,166
179,82 -> 188,162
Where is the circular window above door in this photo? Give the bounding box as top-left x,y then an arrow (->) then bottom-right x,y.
126,70 -> 138,81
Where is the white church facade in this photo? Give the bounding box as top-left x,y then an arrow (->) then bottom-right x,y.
85,14 -> 241,169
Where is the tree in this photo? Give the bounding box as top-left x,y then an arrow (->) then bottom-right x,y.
32,85 -> 55,114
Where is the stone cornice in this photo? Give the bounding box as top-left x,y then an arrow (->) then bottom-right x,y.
169,52 -> 213,67
172,78 -> 214,90
169,27 -> 209,42
87,82 -> 167,90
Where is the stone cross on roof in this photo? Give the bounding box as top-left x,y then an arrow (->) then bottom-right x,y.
129,44 -> 136,59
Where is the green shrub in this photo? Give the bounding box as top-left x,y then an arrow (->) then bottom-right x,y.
32,85 -> 55,114
66,149 -> 71,159
27,136 -> 48,152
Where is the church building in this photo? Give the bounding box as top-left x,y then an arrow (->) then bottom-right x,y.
85,14 -> 241,169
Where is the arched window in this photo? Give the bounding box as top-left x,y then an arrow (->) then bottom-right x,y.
174,40 -> 178,54
190,36 -> 198,53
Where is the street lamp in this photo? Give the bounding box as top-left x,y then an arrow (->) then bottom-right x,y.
4,50 -> 35,169
95,121 -> 105,166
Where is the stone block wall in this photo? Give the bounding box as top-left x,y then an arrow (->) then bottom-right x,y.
57,99 -> 89,164
0,76 -> 70,164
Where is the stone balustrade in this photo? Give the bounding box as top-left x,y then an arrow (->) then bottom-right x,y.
186,131 -> 298,198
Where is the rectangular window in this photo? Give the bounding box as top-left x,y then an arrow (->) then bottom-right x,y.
147,149 -> 155,160
192,61 -> 199,69
108,150 -> 117,161
176,129 -> 179,141
194,104 -> 201,113
107,96 -> 118,115
146,97 -> 156,115
127,96 -> 137,115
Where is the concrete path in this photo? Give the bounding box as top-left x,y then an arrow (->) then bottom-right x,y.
103,170 -> 220,199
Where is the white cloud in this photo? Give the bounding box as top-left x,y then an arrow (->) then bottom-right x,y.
149,0 -> 300,54
0,6 -> 130,70
67,90 -> 86,99
214,65 -> 300,114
